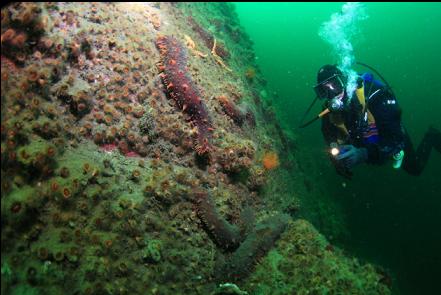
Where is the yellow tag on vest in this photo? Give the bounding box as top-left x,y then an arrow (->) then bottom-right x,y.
356,85 -> 375,124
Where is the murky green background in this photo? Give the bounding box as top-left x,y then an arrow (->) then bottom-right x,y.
234,2 -> 441,294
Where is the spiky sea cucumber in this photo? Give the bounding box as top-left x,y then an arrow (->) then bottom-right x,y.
195,191 -> 242,251
217,95 -> 246,126
156,35 -> 213,155
217,213 -> 290,282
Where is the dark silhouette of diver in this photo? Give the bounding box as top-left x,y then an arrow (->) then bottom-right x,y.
301,64 -> 441,179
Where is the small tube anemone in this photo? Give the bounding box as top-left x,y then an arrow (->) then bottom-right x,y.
33,50 -> 42,60
47,146 -> 56,157
103,104 -> 113,114
93,112 -> 104,121
118,128 -> 128,138
16,53 -> 26,64
93,132 -> 104,144
83,162 -> 91,174
126,132 -> 137,144
62,187 -> 71,199
31,97 -> 40,108
131,169 -> 141,182
78,126 -> 88,136
10,201 -> 22,213
77,102 -> 87,112
1,28 -> 16,43
40,37 -> 53,49
50,181 -> 59,192
104,239 -> 113,249
28,69 -> 39,82
37,247 -> 49,260
7,129 -> 16,139
118,262 -> 129,275
54,251 -> 65,262
19,149 -> 30,161
104,115 -> 113,125
11,32 -> 27,48
60,167 -> 70,178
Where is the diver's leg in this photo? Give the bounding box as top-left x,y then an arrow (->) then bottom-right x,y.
427,126 -> 441,153
402,126 -> 441,175
401,129 -> 421,175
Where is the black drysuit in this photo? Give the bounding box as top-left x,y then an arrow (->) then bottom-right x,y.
321,76 -> 441,177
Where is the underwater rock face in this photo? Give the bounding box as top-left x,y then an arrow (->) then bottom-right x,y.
243,219 -> 392,295
1,2 -> 391,295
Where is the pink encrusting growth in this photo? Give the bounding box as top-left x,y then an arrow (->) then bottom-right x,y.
99,143 -> 117,152
156,35 -> 213,155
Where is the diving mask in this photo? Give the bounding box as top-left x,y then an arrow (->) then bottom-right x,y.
313,74 -> 345,100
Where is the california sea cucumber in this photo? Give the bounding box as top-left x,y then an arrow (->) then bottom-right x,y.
195,190 -> 242,251
217,213 -> 290,282
156,35 -> 213,155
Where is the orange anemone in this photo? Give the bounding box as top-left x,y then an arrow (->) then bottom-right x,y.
262,151 -> 279,170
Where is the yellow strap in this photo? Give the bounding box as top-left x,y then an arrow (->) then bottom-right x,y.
329,112 -> 349,142
356,86 -> 366,108
356,85 -> 375,124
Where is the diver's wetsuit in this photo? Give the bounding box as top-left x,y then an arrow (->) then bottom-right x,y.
321,75 -> 441,177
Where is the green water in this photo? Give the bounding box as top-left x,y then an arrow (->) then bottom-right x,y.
234,2 -> 441,295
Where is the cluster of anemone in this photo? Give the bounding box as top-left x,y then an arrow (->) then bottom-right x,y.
1,3 -> 49,66
214,139 -> 256,174
1,28 -> 28,49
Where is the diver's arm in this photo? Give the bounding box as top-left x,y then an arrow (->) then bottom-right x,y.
322,116 -> 353,179
321,115 -> 339,145
365,89 -> 405,164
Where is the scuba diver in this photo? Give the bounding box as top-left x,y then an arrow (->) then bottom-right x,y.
301,64 -> 441,179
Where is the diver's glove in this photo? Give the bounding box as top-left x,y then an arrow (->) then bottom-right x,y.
330,155 -> 353,180
335,145 -> 368,170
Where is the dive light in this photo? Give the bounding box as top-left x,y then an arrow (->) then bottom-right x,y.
330,143 -> 349,157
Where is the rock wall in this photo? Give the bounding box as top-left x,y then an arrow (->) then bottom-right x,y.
1,3 -> 391,294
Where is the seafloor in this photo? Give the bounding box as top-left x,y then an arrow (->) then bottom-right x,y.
1,3 -> 391,295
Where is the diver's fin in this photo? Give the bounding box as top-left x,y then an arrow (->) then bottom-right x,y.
425,126 -> 441,154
